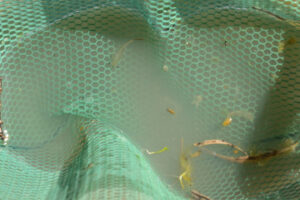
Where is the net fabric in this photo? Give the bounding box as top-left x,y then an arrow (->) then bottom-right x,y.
0,0 -> 299,200
45,121 -> 183,200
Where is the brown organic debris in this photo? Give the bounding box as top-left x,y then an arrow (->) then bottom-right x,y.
252,7 -> 285,21
194,139 -> 298,164
194,139 -> 248,156
191,189 -> 212,200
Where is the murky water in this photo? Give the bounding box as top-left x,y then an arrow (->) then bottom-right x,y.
1,6 -> 299,199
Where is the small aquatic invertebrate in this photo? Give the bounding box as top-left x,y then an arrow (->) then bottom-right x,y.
222,116 -> 232,126
222,110 -> 254,126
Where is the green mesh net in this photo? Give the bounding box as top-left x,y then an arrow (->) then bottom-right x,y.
0,0 -> 299,199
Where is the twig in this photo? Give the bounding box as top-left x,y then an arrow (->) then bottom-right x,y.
252,7 -> 286,21
191,189 -> 212,200
195,140 -> 298,164
194,139 -> 248,156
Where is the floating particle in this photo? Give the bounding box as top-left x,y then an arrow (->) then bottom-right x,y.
222,117 -> 232,126
167,108 -> 175,115
163,65 -> 169,72
192,95 -> 203,108
111,38 -> 143,67
146,146 -> 168,155
224,40 -> 228,46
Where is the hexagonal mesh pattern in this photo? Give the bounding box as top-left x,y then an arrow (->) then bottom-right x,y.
0,0 -> 299,200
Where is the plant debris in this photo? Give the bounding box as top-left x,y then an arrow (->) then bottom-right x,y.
194,139 -> 298,164
191,189 -> 212,200
179,138 -> 192,189
194,139 -> 248,156
146,146 -> 168,155
252,7 -> 285,21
